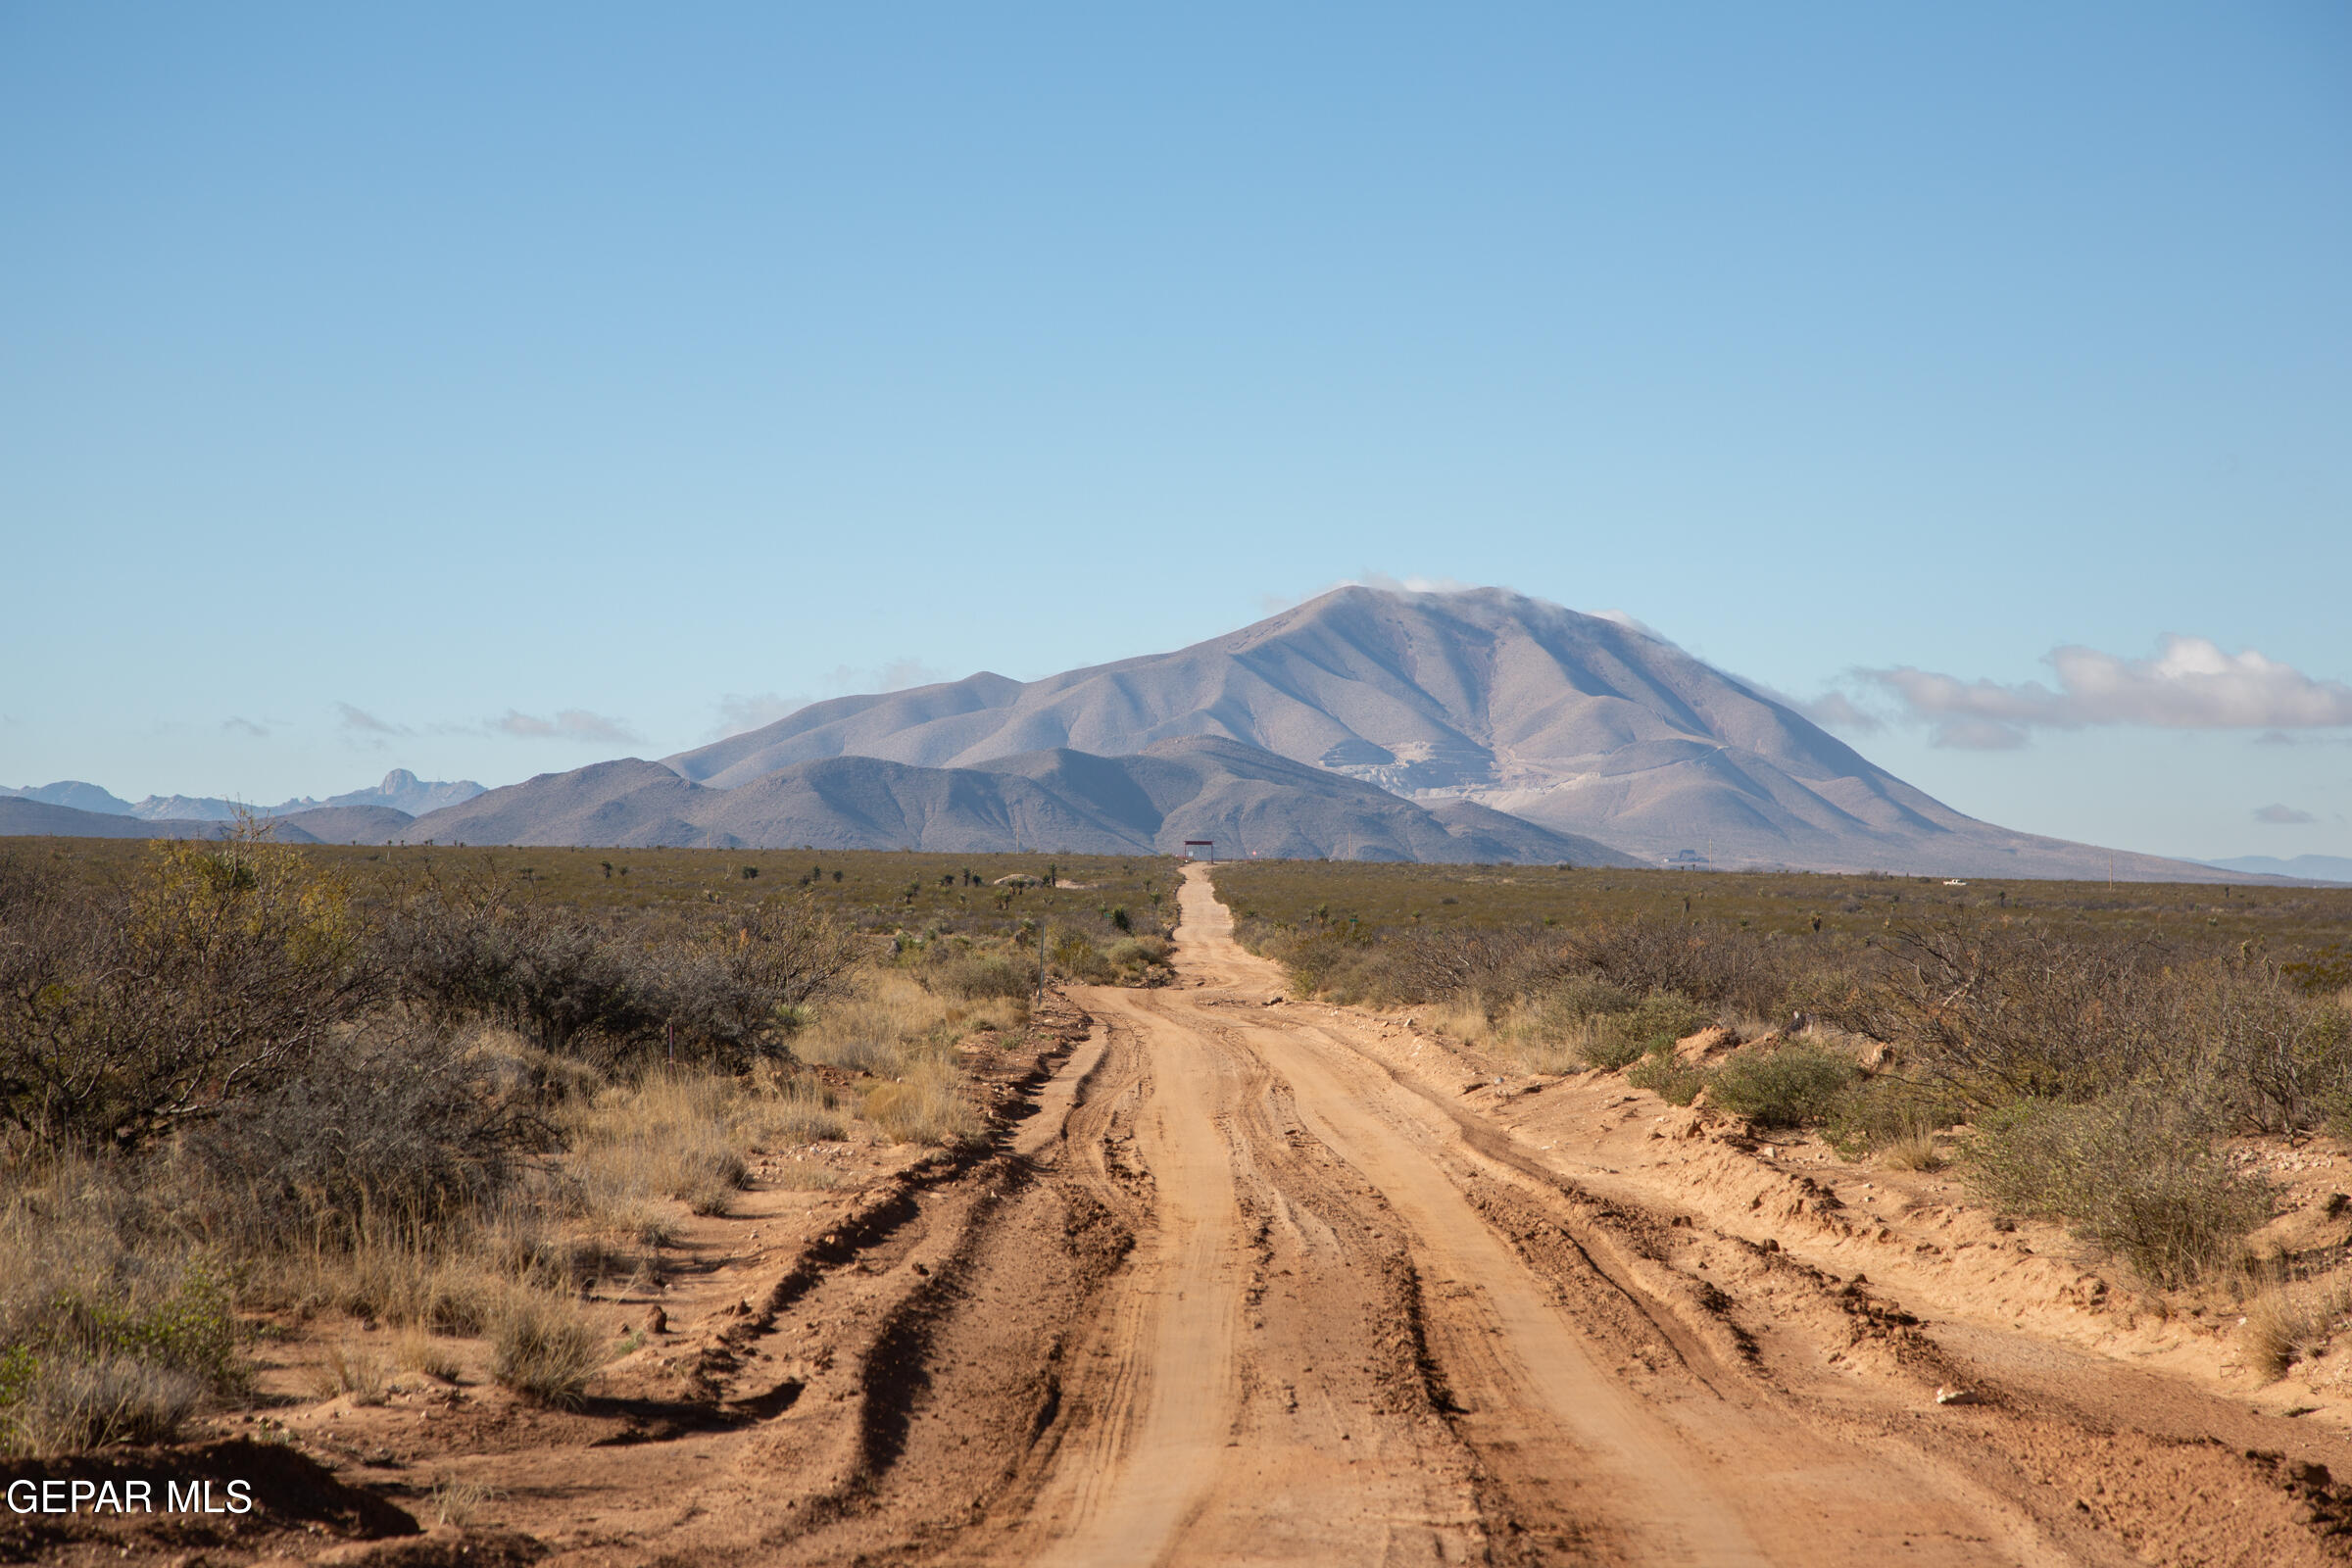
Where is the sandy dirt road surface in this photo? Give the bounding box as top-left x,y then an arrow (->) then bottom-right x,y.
972,868 -> 2027,1566
734,864 -> 2352,1567
48,866 -> 2352,1568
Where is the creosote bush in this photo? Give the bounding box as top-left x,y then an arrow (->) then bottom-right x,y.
1706,1043 -> 1859,1128
1580,993 -> 1709,1071
0,832 -> 376,1152
176,1022 -> 545,1250
1626,1052 -> 1706,1106
1969,1091 -> 2272,1288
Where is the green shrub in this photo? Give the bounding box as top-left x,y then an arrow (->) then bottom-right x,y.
1051,933 -> 1114,984
932,955 -> 1032,1002
1824,1075 -> 1969,1160
1105,935 -> 1172,975
1969,1090 -> 2271,1287
1627,1051 -> 1706,1105
1538,977 -> 1636,1024
1708,1043 -> 1859,1128
1586,992 -> 1708,1069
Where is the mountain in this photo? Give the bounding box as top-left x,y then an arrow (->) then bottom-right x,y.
667,586 -> 2230,880
284,769 -> 485,818
0,799 -> 321,844
400,736 -> 1641,863
128,794 -> 252,822
2198,855 -> 2352,886
125,769 -> 487,822
1,769 -> 488,824
0,781 -> 135,814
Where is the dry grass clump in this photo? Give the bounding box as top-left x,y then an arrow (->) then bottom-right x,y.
2242,1270 -> 2352,1382
395,1326 -> 461,1383
1878,1130 -> 1944,1171
2,1358 -> 205,1457
786,966 -> 1001,1147
430,1478 -> 501,1528
249,1212 -> 544,1333
312,1341 -> 389,1405
488,1289 -> 607,1407
862,1057 -> 980,1147
1427,981 -> 1694,1075
0,1162 -> 238,1456
931,952 -> 1035,1001
561,1073 -> 752,1229
742,1063 -> 853,1147
796,970 -> 952,1073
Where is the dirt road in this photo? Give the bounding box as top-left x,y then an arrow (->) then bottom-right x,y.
961,866 -> 2030,1566
892,864 -> 2350,1567
151,864 -> 2352,1568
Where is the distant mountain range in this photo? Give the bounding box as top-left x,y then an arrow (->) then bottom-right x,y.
0,768 -> 483,823
2198,855 -> 2352,886
0,798 -> 428,847
5,591 -> 2330,879
392,736 -> 1642,864
659,587 -> 2244,880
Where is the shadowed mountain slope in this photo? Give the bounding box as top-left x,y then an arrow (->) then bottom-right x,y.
400,738 -> 1639,863
0,781 -> 134,814
668,586 -> 2229,880
0,799 -> 323,843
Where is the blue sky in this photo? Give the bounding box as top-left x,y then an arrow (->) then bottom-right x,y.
3,4 -> 2346,861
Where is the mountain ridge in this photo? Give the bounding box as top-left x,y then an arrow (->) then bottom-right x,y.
667,586 -> 2233,881
397,736 -> 1641,863
1,769 -> 481,822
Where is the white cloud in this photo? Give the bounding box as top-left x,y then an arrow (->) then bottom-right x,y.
1727,675 -> 1885,733
1788,690 -> 1883,732
221,716 -> 269,738
2255,803 -> 2318,825
1351,571 -> 1474,596
337,703 -> 410,737
1859,636 -> 2352,749
1257,573 -> 1481,615
493,709 -> 642,745
1588,609 -> 1669,642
